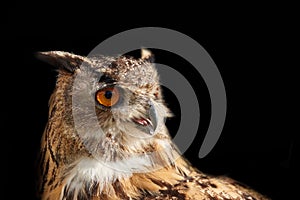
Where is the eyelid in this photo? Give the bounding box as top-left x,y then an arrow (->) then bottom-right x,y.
98,83 -> 117,90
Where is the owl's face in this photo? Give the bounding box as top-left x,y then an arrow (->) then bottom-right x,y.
87,55 -> 169,136
38,51 -> 172,161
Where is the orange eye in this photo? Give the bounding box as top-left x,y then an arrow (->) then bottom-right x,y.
96,87 -> 120,107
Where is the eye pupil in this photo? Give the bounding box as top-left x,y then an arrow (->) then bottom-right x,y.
104,91 -> 113,99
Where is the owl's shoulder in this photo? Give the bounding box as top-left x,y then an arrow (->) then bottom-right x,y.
142,170 -> 270,200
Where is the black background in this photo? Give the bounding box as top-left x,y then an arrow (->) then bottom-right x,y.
1,7 -> 297,200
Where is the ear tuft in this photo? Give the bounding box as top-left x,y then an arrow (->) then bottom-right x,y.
141,48 -> 155,62
35,51 -> 88,73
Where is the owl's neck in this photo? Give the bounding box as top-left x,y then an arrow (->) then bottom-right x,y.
60,139 -> 187,199
64,139 -> 178,184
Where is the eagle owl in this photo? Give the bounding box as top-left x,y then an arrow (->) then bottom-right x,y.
36,50 -> 269,200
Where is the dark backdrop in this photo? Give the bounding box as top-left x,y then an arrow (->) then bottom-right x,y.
1,16 -> 296,200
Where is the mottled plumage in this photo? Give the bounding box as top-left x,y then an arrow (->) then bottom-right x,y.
36,50 -> 270,200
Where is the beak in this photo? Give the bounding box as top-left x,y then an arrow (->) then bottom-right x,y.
132,100 -> 167,135
148,101 -> 158,134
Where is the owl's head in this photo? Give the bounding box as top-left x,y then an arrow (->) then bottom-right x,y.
37,50 -> 174,163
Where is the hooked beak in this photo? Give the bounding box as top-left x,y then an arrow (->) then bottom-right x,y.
132,101 -> 163,135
